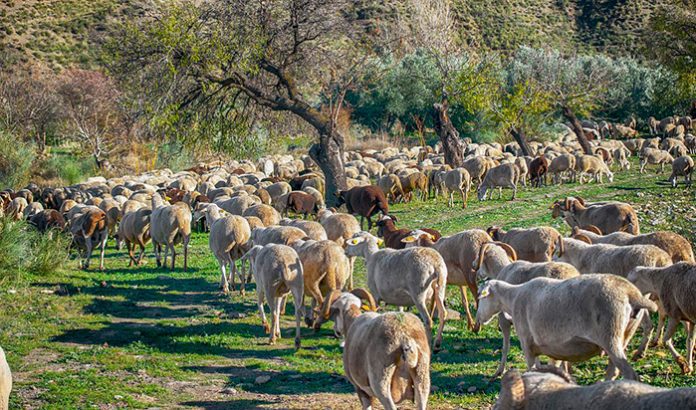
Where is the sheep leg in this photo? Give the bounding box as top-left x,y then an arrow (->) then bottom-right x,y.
356,389 -> 374,410
170,244 -> 177,270
433,287 -> 447,351
491,313 -> 512,380
663,317 -> 690,374
235,258 -> 246,296
280,295 -> 288,315
448,192 -> 454,207
370,367 -> 398,410
604,340 -> 639,381
162,243 -> 169,269
459,286 -> 476,331
183,234 -> 189,272
305,281 -> 323,326
154,242 -> 162,267
650,308 -> 667,348
257,290 -> 269,334
272,296 -> 283,342
83,235 -> 93,269
220,262 -> 230,294
137,243 -> 147,265
98,233 -> 107,270
412,365 -> 430,410
127,242 -> 136,267
686,322 -> 696,373
346,256 -> 355,291
461,189 -> 467,209
634,313 -> 654,360
292,285 -> 304,349
415,297 -> 434,348
497,187 -> 502,199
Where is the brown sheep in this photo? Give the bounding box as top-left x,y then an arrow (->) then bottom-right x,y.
528,155 -> 549,187
375,215 -> 441,250
487,226 -> 563,262
551,197 -> 640,234
336,186 -> 389,230
285,191 -> 319,219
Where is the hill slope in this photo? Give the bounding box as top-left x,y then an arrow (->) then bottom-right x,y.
0,0 -> 665,69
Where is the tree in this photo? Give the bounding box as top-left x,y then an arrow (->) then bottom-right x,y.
56,69 -> 123,169
108,1 -> 396,206
507,47 -> 615,154
404,0 -> 494,166
0,66 -> 59,154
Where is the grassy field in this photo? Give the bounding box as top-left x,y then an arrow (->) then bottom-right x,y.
1,157 -> 695,409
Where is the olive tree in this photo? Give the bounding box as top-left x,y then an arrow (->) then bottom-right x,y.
108,0 -> 396,206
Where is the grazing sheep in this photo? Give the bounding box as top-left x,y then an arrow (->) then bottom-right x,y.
639,148 -> 674,173
117,208 -> 152,267
575,155 -> 614,184
628,263 -> 696,374
476,275 -> 656,380
345,232 -> 448,350
548,154 -> 576,184
201,203 -> 252,294
443,168 -> 471,208
402,229 -> 490,330
475,242 -> 580,379
495,367 -> 696,410
462,156 -> 490,186
529,155 -> 549,187
399,172 -> 429,202
669,155 -> 694,188
336,303 -> 431,410
336,186 -> 389,230
5,197 -> 27,220
556,237 -> 672,277
313,288 -> 376,331
377,174 -> 405,203
22,201 -> 43,220
242,244 -> 304,348
242,204 -> 281,227
285,191 -> 319,219
150,193 -> 192,271
279,218 -> 327,241
375,215 -> 441,250
571,226 -> 694,263
551,197 -> 640,234
477,163 -> 518,201
613,147 -> 631,170
28,209 -> 66,232
70,206 -> 109,270
290,239 -> 350,326
0,346 -> 10,410
488,226 -> 564,262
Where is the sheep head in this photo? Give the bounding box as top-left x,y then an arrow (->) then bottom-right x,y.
344,232 -> 382,257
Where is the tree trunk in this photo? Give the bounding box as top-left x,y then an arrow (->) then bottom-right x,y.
433,102 -> 465,167
309,130 -> 347,208
510,127 -> 531,156
561,105 -> 593,154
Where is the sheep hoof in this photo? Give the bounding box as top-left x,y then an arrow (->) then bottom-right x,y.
294,337 -> 301,350
631,350 -> 645,361
263,323 -> 271,334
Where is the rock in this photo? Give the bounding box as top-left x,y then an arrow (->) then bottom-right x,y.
114,395 -> 124,400
255,375 -> 271,384
221,387 -> 238,395
289,374 -> 302,379
100,281 -> 108,288
7,289 -> 16,294
636,192 -> 645,197
467,386 -> 477,393
229,312 -> 246,319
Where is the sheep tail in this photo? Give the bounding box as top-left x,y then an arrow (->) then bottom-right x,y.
400,337 -> 420,369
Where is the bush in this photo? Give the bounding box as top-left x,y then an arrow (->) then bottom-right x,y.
0,216 -> 69,286
0,131 -> 35,190
42,154 -> 95,185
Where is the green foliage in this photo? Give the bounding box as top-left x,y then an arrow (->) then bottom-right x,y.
0,217 -> 69,286
44,154 -> 95,185
0,131 -> 35,189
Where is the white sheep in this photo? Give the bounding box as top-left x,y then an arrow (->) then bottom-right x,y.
150,193 -> 192,271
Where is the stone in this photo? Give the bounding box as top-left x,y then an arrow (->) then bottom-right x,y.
255,375 -> 271,384
467,386 -> 477,393
221,387 -> 238,395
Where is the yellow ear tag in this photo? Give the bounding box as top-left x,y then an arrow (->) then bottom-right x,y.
377,238 -> 384,246
480,288 -> 490,298
401,236 -> 415,243
428,234 -> 436,241
348,238 -> 360,246
488,232 -> 495,239
361,304 -> 370,311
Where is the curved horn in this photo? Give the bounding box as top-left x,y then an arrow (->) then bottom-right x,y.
564,197 -> 571,211
320,289 -> 343,320
574,233 -> 592,244
494,242 -> 518,262
556,234 -> 564,257
474,242 -> 492,271
497,369 -> 526,409
575,196 -> 585,206
584,224 -> 603,235
350,288 -> 377,311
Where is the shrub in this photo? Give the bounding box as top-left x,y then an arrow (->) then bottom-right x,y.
0,216 -> 69,286
43,154 -> 95,185
0,131 -> 35,190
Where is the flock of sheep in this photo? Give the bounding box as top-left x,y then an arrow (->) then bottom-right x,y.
0,114 -> 695,409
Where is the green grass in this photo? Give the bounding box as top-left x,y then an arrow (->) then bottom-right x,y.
1,157 -> 695,409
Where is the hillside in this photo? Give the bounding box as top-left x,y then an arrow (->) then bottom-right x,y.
0,0 -> 666,69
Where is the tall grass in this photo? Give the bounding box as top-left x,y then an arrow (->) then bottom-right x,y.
0,131 -> 35,189
0,216 -> 69,286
